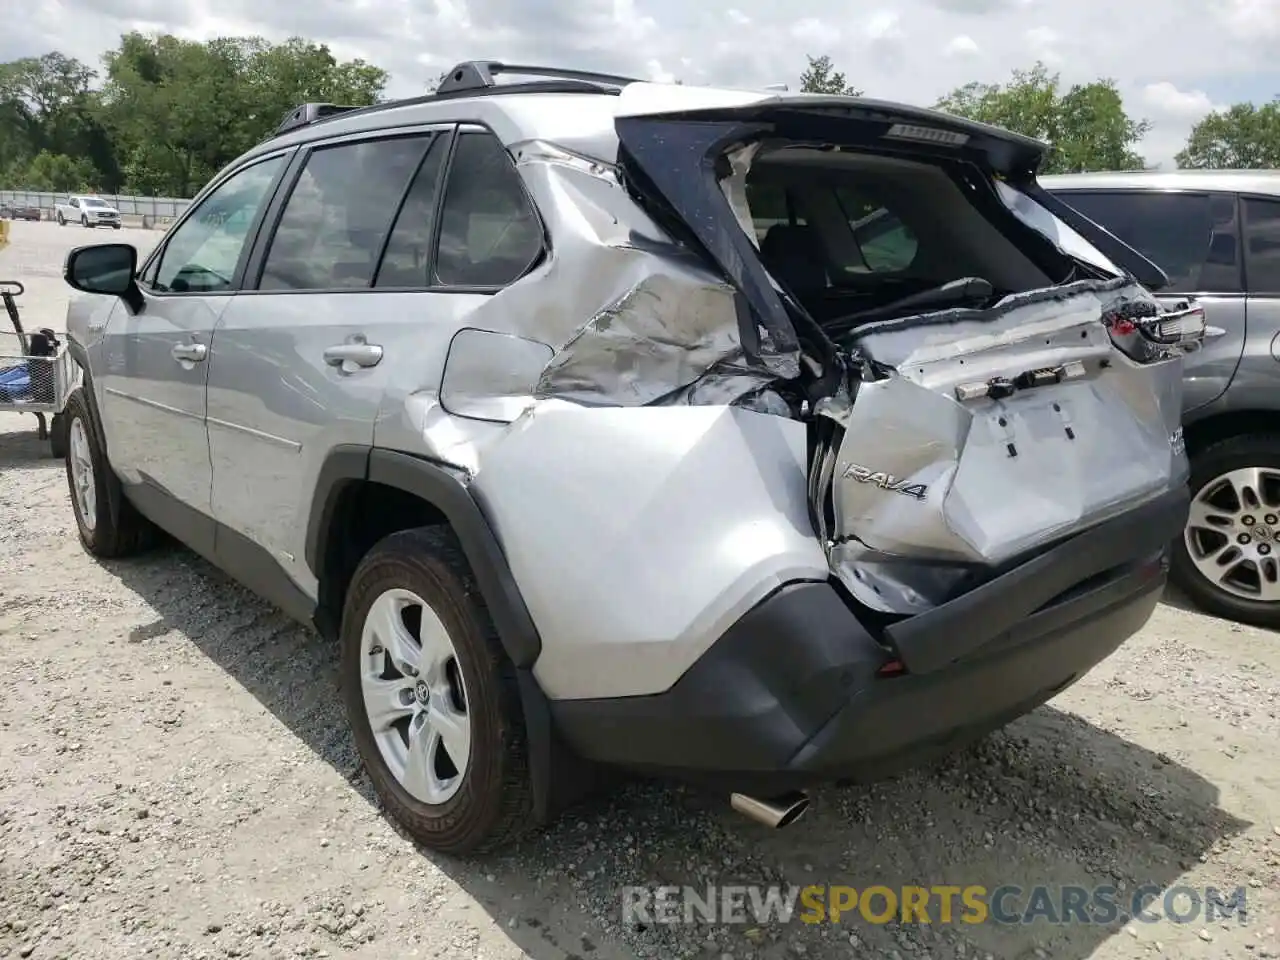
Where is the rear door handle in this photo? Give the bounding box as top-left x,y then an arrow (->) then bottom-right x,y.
323,341 -> 383,370
171,342 -> 207,362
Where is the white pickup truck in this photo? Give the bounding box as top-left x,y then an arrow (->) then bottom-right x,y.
54,195 -> 121,229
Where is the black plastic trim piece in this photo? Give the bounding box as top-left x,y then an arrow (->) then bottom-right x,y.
436,61 -> 640,94
366,449 -> 542,667
552,581 -> 880,775
551,554 -> 1167,795
303,444 -> 372,576
304,446 -> 543,668
124,474 -> 218,564
884,485 -> 1189,674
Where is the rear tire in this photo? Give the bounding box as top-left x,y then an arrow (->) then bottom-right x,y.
340,527 -> 534,855
1172,433 -> 1280,628
63,389 -> 155,558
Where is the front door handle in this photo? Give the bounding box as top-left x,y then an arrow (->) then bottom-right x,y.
172,342 -> 207,362
324,341 -> 383,370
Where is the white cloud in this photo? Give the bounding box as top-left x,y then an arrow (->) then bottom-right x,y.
1140,82 -> 1225,120
944,34 -> 981,57
789,17 -> 836,46
1218,0 -> 1280,42
3,0 -> 1272,172
864,10 -> 904,43
1023,26 -> 1061,65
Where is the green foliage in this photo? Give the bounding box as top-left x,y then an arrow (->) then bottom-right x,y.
934,62 -> 1151,174
1176,100 -> 1280,169
2,42 -> 1277,196
799,55 -> 861,97
0,34 -> 386,197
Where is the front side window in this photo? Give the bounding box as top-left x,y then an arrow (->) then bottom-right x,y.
1055,190 -> 1241,295
433,131 -> 543,287
152,156 -> 285,294
259,135 -> 434,291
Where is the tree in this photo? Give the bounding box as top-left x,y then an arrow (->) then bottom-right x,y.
1177,100 -> 1280,169
935,62 -> 1151,174
0,52 -> 117,189
96,33 -> 387,197
799,55 -> 861,96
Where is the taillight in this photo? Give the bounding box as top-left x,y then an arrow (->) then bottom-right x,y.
1103,297 -> 1205,360
877,658 -> 906,677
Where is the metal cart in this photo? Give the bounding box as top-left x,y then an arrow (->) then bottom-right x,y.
0,280 -> 75,458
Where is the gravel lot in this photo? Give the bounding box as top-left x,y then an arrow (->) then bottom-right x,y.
1,219 -> 1278,960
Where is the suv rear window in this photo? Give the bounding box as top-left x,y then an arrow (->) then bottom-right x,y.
744,152 -> 1056,323
1053,190 -> 1241,295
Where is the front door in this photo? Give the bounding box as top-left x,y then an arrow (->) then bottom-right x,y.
97,153 -> 290,539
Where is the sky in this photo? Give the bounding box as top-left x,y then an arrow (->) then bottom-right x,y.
5,0 -> 1280,168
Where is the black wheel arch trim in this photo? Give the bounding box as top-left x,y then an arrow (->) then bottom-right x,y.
305,445 -> 542,668
305,445 -> 593,824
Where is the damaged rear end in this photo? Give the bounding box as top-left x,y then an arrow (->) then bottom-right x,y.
610,91 -> 1198,635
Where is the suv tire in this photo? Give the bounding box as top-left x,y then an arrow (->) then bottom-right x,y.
340,527 -> 534,855
63,389 -> 155,557
56,212 -> 65,226
1173,433 -> 1280,628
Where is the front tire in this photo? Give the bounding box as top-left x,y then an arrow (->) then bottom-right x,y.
340,527 -> 533,855
49,413 -> 68,459
1172,433 -> 1280,628
56,212 -> 65,226
81,215 -> 91,228
63,389 -> 155,558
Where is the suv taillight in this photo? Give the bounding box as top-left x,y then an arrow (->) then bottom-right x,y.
1103,298 -> 1206,360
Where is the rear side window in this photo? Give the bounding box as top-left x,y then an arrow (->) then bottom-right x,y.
1055,190 -> 1241,295
1242,197 -> 1280,295
259,135 -> 434,291
433,131 -> 542,287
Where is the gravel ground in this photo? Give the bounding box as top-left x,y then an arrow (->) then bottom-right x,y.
1,220 -> 1278,960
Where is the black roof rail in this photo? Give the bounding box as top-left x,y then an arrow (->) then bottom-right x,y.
274,102 -> 363,137
436,61 -> 641,94
265,63 -> 639,143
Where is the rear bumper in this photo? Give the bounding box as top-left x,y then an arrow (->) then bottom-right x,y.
550,486 -> 1187,793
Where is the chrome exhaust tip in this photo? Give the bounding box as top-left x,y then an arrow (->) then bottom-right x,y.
730,791 -> 810,829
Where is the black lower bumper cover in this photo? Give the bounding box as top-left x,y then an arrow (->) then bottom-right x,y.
551,486 -> 1188,793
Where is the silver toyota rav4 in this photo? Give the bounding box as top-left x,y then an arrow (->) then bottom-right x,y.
59,61 -> 1202,854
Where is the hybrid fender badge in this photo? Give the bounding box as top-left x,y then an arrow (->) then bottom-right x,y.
842,463 -> 928,501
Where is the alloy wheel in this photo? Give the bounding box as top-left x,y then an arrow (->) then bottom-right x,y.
68,416 -> 97,532
359,587 -> 471,805
1184,466 -> 1280,603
